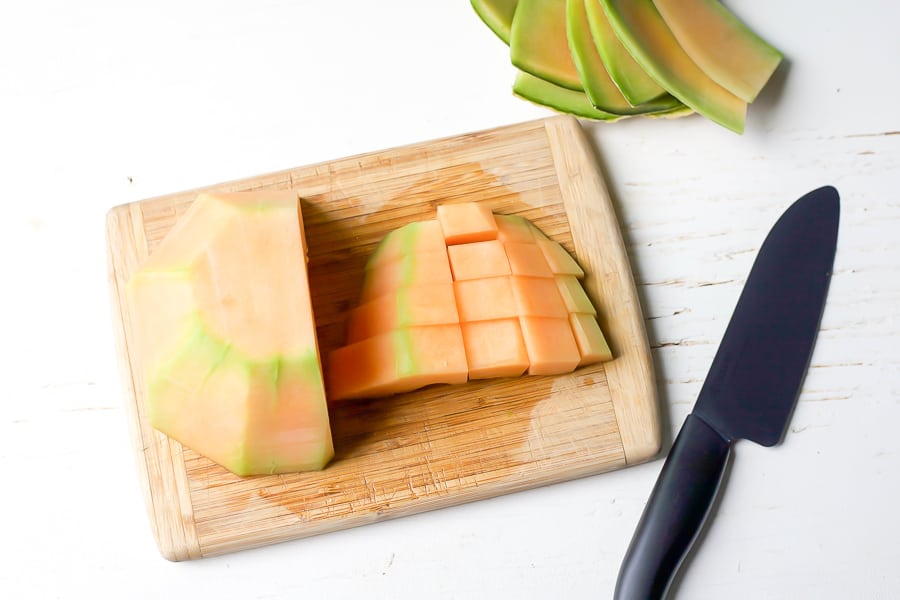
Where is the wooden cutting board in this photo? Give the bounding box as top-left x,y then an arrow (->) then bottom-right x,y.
106,115 -> 659,561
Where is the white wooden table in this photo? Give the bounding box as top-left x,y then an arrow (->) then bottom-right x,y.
2,2 -> 898,598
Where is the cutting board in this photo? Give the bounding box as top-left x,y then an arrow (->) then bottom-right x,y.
106,115 -> 660,561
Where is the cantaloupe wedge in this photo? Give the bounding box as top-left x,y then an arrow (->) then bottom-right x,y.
327,203 -> 613,401
127,191 -> 334,476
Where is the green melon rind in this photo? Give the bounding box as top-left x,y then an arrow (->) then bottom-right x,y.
147,320 -> 331,476
654,0 -> 782,103
513,71 -> 624,121
598,0 -> 747,133
510,0 -> 583,91
566,0 -> 683,115
584,0 -> 666,105
471,0 -> 519,44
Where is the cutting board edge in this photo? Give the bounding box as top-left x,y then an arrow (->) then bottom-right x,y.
543,116 -> 661,466
196,456 -> 628,559
105,204 -> 203,562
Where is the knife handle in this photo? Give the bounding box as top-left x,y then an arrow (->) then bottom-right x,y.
614,414 -> 732,600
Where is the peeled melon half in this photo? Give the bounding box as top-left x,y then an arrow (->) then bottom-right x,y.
127,191 -> 334,476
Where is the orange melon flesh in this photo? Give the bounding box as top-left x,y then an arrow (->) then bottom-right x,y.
327,325 -> 468,401
346,283 -> 459,342
519,316 -> 582,375
128,191 -> 333,476
570,312 -> 614,365
327,202 -> 613,401
510,276 -> 568,318
537,239 -> 585,277
505,241 -> 555,278
366,220 -> 447,270
495,214 -> 536,243
437,203 -> 499,245
454,277 -> 519,322
448,240 -> 512,280
359,250 -> 452,302
461,319 -> 530,379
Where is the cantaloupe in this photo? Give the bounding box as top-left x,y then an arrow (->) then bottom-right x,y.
127,191 -> 334,476
327,203 -> 613,401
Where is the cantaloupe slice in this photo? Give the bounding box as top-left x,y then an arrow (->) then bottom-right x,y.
346,283 -> 459,343
359,250 -> 453,302
327,204 -> 613,401
327,326 -> 468,401
127,191 -> 333,476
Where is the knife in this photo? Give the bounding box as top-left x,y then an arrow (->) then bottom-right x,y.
614,186 -> 840,599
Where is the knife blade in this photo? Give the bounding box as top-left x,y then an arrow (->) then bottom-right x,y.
614,185 -> 840,600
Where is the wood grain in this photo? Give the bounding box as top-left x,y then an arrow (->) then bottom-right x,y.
106,115 -> 659,560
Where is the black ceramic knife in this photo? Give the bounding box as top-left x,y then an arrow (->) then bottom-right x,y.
614,186 -> 840,599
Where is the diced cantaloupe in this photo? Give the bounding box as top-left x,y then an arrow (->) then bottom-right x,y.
570,312 -> 614,366
536,239 -> 585,278
447,240 -> 512,280
461,319 -> 530,379
495,214 -> 536,243
504,241 -> 555,277
327,202 -> 613,402
556,274 -> 597,315
128,191 -> 333,476
454,277 -> 519,322
359,250 -> 453,302
519,316 -> 582,375
327,325 -> 468,401
510,276 -> 568,318
437,202 -> 499,245
346,283 -> 459,342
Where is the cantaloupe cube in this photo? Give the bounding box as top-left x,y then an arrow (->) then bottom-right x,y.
461,319 -> 529,379
504,241 -> 554,278
569,313 -> 614,365
346,283 -> 459,342
495,214 -> 536,243
437,202 -> 498,245
537,239 -> 585,278
366,220 -> 446,270
556,275 -> 597,315
510,276 -> 568,318
519,316 -> 581,375
128,191 -> 333,476
360,250 -> 452,302
454,277 -> 519,322
327,325 -> 468,401
447,240 -> 511,280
